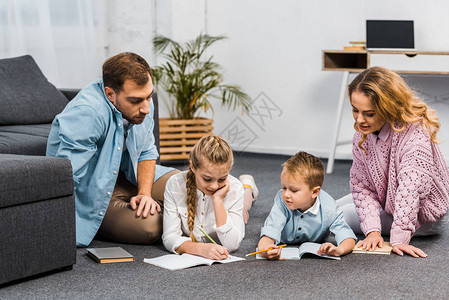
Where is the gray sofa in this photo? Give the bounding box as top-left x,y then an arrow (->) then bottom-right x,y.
0,55 -> 161,285
0,55 -> 77,285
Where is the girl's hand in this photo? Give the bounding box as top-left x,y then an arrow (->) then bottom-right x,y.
392,244 -> 427,258
356,231 -> 383,250
259,243 -> 285,260
212,179 -> 231,202
199,243 -> 229,260
318,242 -> 343,257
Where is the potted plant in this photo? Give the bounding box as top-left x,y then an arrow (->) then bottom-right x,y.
152,33 -> 252,160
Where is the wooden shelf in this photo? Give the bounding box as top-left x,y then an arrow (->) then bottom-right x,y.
322,50 -> 449,74
323,50 -> 368,72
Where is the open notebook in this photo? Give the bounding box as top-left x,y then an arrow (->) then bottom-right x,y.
256,242 -> 341,260
144,253 -> 245,271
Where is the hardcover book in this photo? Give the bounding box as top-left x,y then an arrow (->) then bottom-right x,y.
87,247 -> 135,263
352,242 -> 392,255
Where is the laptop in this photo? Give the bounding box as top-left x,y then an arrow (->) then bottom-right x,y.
366,20 -> 415,51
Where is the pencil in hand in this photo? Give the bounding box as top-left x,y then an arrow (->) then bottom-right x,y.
245,244 -> 287,257
196,224 -> 218,245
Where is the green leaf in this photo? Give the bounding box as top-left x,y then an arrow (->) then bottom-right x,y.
152,33 -> 252,119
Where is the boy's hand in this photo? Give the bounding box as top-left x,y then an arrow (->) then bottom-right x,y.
259,244 -> 285,260
319,238 -> 355,257
318,242 -> 343,257
257,236 -> 285,260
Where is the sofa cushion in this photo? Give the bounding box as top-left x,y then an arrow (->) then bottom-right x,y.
0,123 -> 51,137
0,55 -> 68,125
0,131 -> 49,156
0,154 -> 74,209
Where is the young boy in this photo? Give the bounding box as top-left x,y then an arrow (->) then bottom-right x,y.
258,151 -> 356,259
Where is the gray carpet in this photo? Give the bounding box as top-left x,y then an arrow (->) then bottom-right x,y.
1,152 -> 449,299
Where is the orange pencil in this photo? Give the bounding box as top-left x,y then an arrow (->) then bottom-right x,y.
245,244 -> 286,257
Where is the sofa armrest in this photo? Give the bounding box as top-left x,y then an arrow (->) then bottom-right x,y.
58,88 -> 80,102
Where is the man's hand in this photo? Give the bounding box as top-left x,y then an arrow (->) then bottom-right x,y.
130,194 -> 160,217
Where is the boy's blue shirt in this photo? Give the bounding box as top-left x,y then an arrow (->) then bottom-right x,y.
260,189 -> 356,245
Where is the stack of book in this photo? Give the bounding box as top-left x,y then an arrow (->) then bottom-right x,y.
343,41 -> 366,51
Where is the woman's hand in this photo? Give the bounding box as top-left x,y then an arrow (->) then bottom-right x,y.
199,243 -> 229,260
356,231 -> 384,250
392,244 -> 427,258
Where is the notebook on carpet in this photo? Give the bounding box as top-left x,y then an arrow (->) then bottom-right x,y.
256,242 -> 341,260
144,253 -> 245,270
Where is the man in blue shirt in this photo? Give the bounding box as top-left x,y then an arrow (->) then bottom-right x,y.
47,52 -> 178,247
258,152 -> 356,259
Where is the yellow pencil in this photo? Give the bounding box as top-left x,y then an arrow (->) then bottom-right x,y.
245,244 -> 287,257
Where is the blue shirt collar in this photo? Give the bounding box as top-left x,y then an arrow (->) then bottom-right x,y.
98,78 -> 121,115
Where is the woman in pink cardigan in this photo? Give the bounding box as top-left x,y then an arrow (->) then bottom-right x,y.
337,66 -> 449,258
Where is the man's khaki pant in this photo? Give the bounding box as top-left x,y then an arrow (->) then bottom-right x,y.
96,170 -> 178,244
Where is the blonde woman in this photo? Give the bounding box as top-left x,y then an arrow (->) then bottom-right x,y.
337,66 -> 449,258
162,135 -> 257,260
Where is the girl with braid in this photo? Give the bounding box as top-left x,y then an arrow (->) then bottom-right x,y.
337,66 -> 449,258
162,135 -> 258,260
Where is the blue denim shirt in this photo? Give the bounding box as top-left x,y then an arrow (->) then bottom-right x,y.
260,189 -> 356,245
47,78 -> 172,246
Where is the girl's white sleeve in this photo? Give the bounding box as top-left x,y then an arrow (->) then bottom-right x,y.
213,182 -> 245,252
162,176 -> 191,253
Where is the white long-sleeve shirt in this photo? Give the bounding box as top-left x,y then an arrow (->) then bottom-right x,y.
162,171 -> 245,253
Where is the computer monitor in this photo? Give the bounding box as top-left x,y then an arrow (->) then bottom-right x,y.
366,20 -> 415,50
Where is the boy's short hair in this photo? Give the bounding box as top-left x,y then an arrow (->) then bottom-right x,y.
282,151 -> 325,189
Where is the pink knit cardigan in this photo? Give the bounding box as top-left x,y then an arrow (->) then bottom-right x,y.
350,122 -> 449,245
